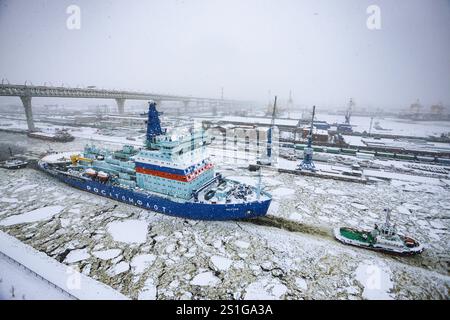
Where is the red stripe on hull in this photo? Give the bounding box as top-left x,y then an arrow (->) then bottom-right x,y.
136,167 -> 188,182
136,163 -> 214,182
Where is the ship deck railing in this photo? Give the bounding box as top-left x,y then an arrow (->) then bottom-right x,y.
49,163 -> 270,204
194,175 -> 221,197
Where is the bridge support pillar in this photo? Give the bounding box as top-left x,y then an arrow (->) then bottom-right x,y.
20,96 -> 36,131
115,98 -> 125,114
183,100 -> 189,113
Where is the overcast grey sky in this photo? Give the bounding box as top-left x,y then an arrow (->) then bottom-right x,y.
0,0 -> 449,109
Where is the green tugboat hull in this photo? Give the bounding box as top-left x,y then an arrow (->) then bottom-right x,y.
334,227 -> 424,255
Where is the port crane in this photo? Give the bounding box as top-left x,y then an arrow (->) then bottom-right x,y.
298,105 -> 316,171
336,98 -> 354,133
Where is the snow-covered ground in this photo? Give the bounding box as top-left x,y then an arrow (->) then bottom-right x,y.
0,231 -> 128,300
0,130 -> 449,300
0,253 -> 72,300
196,113 -> 450,138
342,135 -> 450,153
305,113 -> 450,138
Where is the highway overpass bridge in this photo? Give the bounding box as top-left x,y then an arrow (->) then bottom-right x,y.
0,84 -> 254,131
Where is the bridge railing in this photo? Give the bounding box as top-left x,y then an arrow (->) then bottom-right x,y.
0,84 -> 254,105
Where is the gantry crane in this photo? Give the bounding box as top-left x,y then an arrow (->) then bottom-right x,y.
298,105 -> 316,171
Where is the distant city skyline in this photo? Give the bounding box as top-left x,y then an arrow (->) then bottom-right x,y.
1,0 -> 449,110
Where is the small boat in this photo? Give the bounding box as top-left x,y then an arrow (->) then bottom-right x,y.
1,159 -> 28,169
334,209 -> 424,255
28,128 -> 74,142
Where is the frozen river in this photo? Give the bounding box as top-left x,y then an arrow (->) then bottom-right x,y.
0,131 -> 449,300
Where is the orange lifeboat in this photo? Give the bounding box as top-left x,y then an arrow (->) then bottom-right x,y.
85,168 -> 97,177
97,171 -> 109,182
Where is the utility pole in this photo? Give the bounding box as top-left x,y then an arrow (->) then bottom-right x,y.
267,96 -> 277,162
257,96 -> 277,166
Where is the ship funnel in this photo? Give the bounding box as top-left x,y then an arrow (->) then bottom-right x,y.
146,101 -> 163,143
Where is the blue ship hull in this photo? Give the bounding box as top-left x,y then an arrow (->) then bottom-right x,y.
41,167 -> 271,221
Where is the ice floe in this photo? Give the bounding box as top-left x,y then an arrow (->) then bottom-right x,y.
396,205 -> 412,215
130,254 -> 157,273
64,248 -> 90,264
295,277 -> 308,291
210,255 -> 233,271
0,197 -> 18,203
92,249 -> 122,261
138,278 -> 157,300
15,184 -> 38,193
107,219 -> 149,244
244,277 -> 288,300
108,261 -> 130,276
0,205 -> 64,226
350,202 -> 368,210
271,187 -> 296,198
267,201 -> 280,215
190,271 -> 221,286
234,240 -> 250,249
355,260 -> 394,300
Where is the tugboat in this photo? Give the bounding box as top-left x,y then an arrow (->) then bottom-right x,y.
334,209 -> 424,255
0,147 -> 28,169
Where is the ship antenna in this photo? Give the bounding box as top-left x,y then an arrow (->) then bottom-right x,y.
384,208 -> 391,226
146,101 -> 163,148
